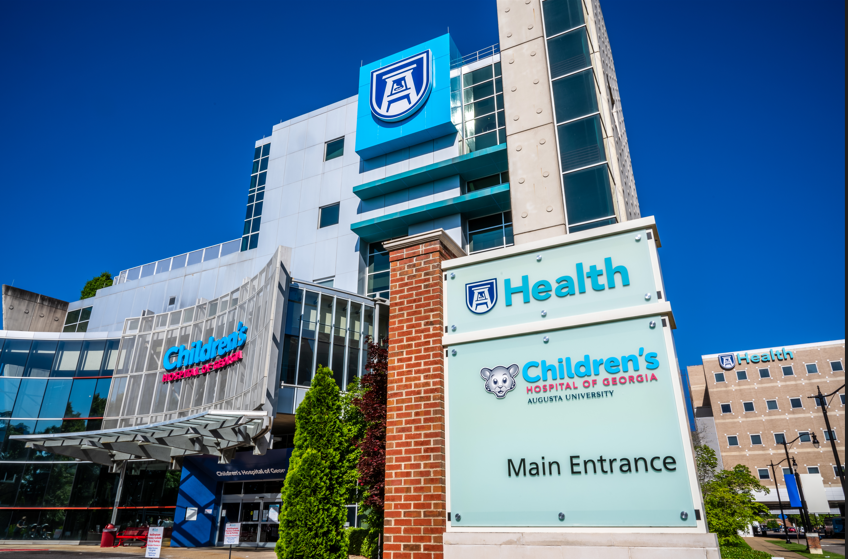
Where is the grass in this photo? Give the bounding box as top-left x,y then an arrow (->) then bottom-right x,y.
768,539 -> 845,559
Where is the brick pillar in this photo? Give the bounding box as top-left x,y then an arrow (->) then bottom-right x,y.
381,230 -> 465,559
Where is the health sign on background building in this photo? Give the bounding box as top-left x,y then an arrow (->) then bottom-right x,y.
442,218 -> 704,528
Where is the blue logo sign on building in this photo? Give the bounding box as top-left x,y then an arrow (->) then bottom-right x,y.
718,353 -> 736,370
370,50 -> 433,122
466,279 -> 498,314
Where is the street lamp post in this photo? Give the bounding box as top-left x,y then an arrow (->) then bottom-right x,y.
779,431 -> 819,552
768,459 -> 792,544
809,384 -> 846,501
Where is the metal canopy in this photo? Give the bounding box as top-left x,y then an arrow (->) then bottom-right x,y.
9,411 -> 271,466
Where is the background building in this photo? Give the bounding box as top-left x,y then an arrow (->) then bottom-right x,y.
689,340 -> 846,517
0,0 -> 645,545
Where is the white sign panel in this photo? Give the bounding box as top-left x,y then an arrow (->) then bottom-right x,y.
799,474 -> 831,514
185,507 -> 197,521
224,523 -> 241,546
145,526 -> 164,558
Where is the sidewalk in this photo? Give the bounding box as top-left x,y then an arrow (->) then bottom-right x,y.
0,543 -> 277,559
744,537 -> 807,558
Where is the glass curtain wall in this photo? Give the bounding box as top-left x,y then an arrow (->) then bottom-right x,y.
243,143 -> 270,251
278,283 -> 384,415
541,0 -> 617,233
451,59 -> 506,154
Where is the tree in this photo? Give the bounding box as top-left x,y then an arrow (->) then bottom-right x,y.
277,366 -> 348,559
80,272 -> 112,299
694,444 -> 718,487
700,461 -> 770,547
352,337 -> 388,559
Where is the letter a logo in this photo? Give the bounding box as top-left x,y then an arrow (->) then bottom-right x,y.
466,279 -> 498,315
370,50 -> 433,122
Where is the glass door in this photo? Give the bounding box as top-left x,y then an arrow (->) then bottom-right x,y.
239,501 -> 261,544
260,501 -> 280,544
218,502 -> 241,545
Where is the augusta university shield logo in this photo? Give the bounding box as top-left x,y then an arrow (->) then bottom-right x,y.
718,354 -> 736,370
466,279 -> 497,314
370,50 -> 433,122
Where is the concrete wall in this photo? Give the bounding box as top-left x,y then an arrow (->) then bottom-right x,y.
2,285 -> 68,332
496,0 -> 567,244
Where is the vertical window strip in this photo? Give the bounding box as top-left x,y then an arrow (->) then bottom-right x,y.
242,143 -> 270,251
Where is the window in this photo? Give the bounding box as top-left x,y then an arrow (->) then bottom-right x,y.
367,242 -> 390,299
63,307 -> 93,333
452,61 -> 505,154
467,212 -> 514,254
542,0 -> 585,37
807,466 -> 820,474
831,361 -> 844,372
714,372 -> 725,383
736,370 -> 748,381
835,466 -> 843,477
782,365 -> 794,376
467,171 -> 509,193
750,434 -> 763,445
759,368 -> 770,379
562,165 -> 616,232
324,137 -> 344,161
774,433 -> 786,445
841,394 -> 846,405
242,143 -> 270,251
766,400 -> 779,411
814,395 -> 825,407
757,468 -> 770,480
727,436 -> 739,447
806,363 -> 819,374
823,430 -> 837,441
782,467 -> 792,476
720,403 -> 732,414
314,278 -> 334,287
743,401 -> 755,413
319,203 -> 340,228
789,397 -> 803,409
799,432 -> 811,442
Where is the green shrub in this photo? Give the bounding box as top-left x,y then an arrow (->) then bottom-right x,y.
720,541 -> 772,559
346,527 -> 369,557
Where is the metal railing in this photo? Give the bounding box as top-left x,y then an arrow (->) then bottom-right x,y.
451,43 -> 500,69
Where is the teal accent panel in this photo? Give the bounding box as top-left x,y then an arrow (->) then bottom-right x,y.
355,34 -> 460,160
445,230 -> 658,335
447,317 -> 697,527
351,183 -> 511,242
354,143 -> 508,200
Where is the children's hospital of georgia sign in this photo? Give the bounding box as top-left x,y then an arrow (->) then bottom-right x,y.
442,220 -> 703,528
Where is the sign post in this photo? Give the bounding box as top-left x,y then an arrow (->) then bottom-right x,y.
224,523 -> 241,559
144,526 -> 164,558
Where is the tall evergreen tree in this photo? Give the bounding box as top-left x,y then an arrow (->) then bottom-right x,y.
277,366 -> 348,559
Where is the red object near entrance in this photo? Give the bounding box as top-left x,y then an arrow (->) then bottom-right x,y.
100,524 -> 118,547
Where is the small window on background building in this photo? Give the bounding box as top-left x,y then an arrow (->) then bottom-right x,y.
727,436 -> 739,447
319,203 -> 340,228
720,403 -> 732,414
243,143 -> 270,251
807,466 -> 820,474
799,432 -> 811,442
750,434 -> 763,445
766,400 -> 779,411
64,306 -> 93,332
743,401 -> 755,412
841,394 -> 846,405
466,171 -> 509,193
783,467 -> 792,476
714,372 -> 725,383
759,368 -> 770,379
806,363 -> 819,374
367,242 -> 390,299
823,430 -> 837,441
831,361 -> 844,372
782,365 -> 794,376
736,370 -> 748,381
315,278 -> 334,287
467,212 -> 514,254
789,397 -> 803,409
325,137 -> 345,161
835,466 -> 843,477
758,468 -> 770,480
774,433 -> 786,444
814,396 -> 825,407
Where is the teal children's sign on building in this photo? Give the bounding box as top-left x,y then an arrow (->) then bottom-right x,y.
442,218 -> 704,529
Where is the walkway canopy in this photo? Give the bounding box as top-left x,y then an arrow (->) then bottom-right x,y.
9,411 -> 271,467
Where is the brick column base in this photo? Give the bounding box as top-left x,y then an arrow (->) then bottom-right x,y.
381,230 -> 465,559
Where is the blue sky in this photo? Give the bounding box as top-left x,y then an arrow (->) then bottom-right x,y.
0,0 -> 844,369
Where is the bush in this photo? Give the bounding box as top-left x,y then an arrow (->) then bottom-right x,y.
346,527 -> 369,557
720,540 -> 772,559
